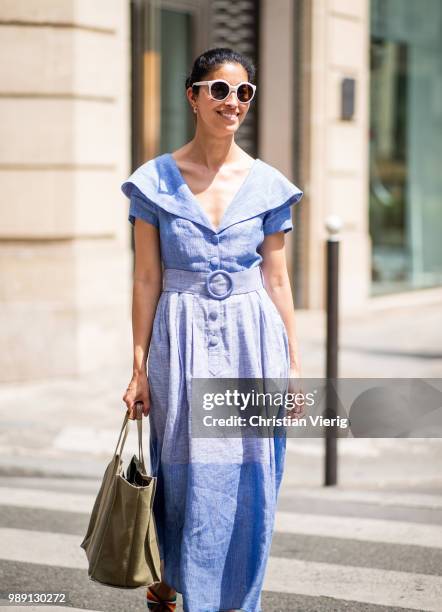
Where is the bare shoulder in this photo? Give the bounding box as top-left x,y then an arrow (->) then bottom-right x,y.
234,145 -> 255,164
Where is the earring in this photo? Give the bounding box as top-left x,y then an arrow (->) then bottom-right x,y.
193,106 -> 197,114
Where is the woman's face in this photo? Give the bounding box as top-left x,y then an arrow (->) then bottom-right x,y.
188,62 -> 253,134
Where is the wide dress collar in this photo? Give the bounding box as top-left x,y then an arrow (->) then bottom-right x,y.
122,153 -> 303,234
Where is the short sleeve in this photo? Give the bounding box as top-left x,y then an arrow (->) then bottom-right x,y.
262,190 -> 303,236
127,187 -> 159,229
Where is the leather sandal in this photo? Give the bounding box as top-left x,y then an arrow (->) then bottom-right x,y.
146,585 -> 177,611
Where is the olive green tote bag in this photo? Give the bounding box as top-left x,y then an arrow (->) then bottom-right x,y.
80,405 -> 161,588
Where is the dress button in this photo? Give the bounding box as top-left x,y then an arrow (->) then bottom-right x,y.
209,311 -> 218,320
209,256 -> 219,268
208,335 -> 219,346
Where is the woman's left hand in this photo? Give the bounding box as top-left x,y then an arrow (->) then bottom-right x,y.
286,366 -> 306,420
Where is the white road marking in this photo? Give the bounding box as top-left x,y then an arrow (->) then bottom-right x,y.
0,528 -> 86,569
280,485 -> 442,509
275,511 -> 442,548
0,487 -> 94,514
265,556 -> 442,612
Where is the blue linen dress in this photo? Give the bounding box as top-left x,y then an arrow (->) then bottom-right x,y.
121,153 -> 303,612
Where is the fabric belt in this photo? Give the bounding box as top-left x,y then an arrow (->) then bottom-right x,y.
162,266 -> 264,300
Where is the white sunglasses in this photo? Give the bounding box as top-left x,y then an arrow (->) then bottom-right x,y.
192,79 -> 256,103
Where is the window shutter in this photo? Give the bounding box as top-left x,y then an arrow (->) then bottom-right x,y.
208,0 -> 260,157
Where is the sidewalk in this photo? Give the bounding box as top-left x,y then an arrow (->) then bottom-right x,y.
0,300 -> 441,487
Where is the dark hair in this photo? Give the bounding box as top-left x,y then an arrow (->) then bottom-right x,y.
185,47 -> 256,91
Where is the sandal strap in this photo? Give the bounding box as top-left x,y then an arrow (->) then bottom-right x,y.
146,586 -> 177,606
147,601 -> 177,611
147,602 -> 176,612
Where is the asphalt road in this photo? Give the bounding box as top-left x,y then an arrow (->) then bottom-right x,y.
0,469 -> 441,611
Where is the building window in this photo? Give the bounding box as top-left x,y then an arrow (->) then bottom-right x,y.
130,0 -> 209,168
369,0 -> 442,294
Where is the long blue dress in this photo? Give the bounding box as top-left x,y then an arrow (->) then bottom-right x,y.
121,153 -> 303,612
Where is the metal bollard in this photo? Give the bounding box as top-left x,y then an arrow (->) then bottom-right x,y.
324,215 -> 342,486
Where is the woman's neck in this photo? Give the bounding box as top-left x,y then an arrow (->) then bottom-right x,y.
182,132 -> 244,171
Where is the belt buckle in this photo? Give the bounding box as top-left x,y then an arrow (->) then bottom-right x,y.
205,269 -> 234,300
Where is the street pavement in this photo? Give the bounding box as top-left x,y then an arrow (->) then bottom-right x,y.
0,475 -> 441,611
0,299 -> 441,610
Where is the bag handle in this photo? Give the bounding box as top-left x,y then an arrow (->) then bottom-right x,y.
113,409 -> 130,457
114,403 -> 148,473
135,402 -> 148,473
137,417 -> 147,473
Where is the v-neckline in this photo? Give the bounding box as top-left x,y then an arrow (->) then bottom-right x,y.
167,152 -> 260,233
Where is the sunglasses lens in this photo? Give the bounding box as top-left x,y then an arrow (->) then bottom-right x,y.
237,83 -> 254,102
211,81 -> 230,100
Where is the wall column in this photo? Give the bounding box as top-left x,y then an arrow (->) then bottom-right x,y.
0,0 -> 132,382
259,0 -> 298,282
307,0 -> 371,312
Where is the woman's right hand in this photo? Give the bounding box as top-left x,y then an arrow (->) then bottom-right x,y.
122,371 -> 151,419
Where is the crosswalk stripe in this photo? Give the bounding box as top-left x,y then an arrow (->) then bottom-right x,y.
265,556 -> 442,612
3,482 -> 442,516
0,476 -> 101,494
280,485 -> 442,510
0,479 -> 442,512
275,510 -> 442,549
0,487 -> 94,514
0,528 -> 86,569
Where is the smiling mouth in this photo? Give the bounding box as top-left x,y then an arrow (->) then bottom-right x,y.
217,111 -> 239,120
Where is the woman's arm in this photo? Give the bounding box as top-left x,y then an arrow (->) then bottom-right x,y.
259,232 -> 302,376
131,218 -> 163,374
123,218 -> 162,418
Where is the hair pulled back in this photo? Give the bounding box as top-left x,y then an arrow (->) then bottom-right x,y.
185,47 -> 256,91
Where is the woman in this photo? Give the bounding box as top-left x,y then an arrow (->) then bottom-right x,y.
122,48 -> 304,612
